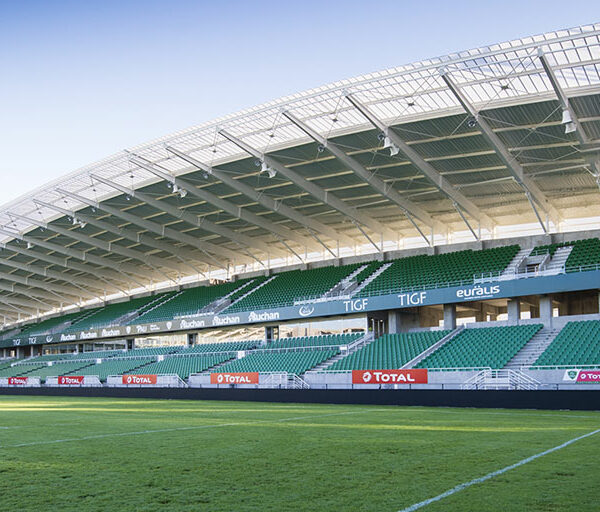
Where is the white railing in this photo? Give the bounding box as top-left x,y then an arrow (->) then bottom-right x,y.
528,364 -> 600,370
461,369 -> 541,390
0,376 -> 41,387
45,375 -> 102,387
260,372 -> 310,389
106,374 -> 188,388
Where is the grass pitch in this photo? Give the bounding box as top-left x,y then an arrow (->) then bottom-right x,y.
0,396 -> 598,511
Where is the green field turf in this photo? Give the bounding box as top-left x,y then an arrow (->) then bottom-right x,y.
0,396 -> 598,511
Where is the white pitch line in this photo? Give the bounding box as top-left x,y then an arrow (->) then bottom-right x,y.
397,427 -> 600,512
0,409 -> 374,449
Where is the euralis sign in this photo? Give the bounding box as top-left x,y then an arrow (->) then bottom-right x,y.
352,369 -> 428,384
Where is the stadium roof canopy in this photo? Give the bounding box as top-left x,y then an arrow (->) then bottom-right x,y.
1,23 -> 600,324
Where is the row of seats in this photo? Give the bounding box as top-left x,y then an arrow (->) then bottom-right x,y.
270,333 -> 361,349
133,278 -> 257,324
533,320 -> 600,368
5,239 -> 600,337
358,246 -> 520,297
68,292 -> 176,331
214,349 -> 338,375
329,331 -> 450,371
416,325 -> 542,369
127,354 -> 233,379
226,264 -> 362,312
4,320 -> 599,380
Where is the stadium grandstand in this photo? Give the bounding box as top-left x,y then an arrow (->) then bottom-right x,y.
1,23 -> 600,393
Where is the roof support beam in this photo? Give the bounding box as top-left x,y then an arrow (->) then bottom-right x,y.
344,93 -> 494,232
164,145 -> 355,248
0,240 -> 126,296
56,188 -> 235,268
281,110 -> 444,234
439,69 -> 560,226
35,199 -> 204,277
0,298 -> 40,317
0,251 -> 105,296
0,279 -> 64,304
218,129 -> 396,241
10,213 -> 169,284
0,226 -> 146,293
129,155 -> 315,251
0,294 -> 54,311
89,174 -> 279,259
0,269 -> 84,301
538,48 -> 600,181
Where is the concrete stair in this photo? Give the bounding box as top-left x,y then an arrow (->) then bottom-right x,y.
310,333 -> 376,371
350,262 -> 392,296
402,327 -> 464,369
225,275 -> 277,310
504,328 -> 560,369
545,246 -> 573,274
499,247 -> 531,278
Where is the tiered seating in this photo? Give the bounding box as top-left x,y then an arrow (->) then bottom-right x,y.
0,360 -> 15,371
127,354 -> 232,379
358,246 -> 519,296
18,310 -> 92,336
565,238 -> 600,271
0,363 -> 46,378
124,346 -> 183,357
417,324 -> 542,370
215,349 -> 338,375
18,361 -> 95,383
134,279 -> 256,323
24,353 -> 76,363
529,242 -> 565,257
329,331 -> 450,371
271,333 -> 361,349
68,349 -> 127,360
79,358 -> 155,382
227,263 -> 361,312
181,340 -> 259,354
533,320 -> 600,368
68,293 -> 175,331
352,261 -> 385,285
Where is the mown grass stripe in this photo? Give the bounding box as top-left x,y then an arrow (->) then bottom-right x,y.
397,427 -> 600,512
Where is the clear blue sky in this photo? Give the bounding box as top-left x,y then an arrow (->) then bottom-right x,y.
0,0 -> 597,206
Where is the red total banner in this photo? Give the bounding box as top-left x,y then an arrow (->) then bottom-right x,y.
122,374 -> 158,385
58,375 -> 84,385
8,377 -> 28,385
352,369 -> 428,384
210,372 -> 259,385
577,370 -> 600,383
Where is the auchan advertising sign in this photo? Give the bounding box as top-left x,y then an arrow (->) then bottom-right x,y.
8,377 -> 28,385
122,374 -> 158,385
58,375 -> 84,385
210,372 -> 259,385
352,369 -> 428,384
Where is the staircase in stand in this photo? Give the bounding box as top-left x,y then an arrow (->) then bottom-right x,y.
310,332 -> 375,371
499,247 -> 532,278
321,264 -> 368,299
195,279 -> 258,315
504,328 -> 560,369
350,262 -> 392,297
225,275 -> 277,310
402,327 -> 464,369
545,246 -> 573,274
